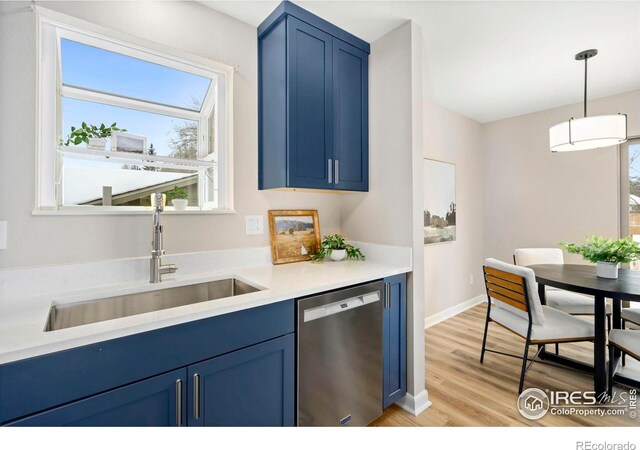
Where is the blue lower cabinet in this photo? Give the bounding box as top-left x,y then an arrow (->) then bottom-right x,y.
1,301 -> 295,427
9,369 -> 187,427
383,274 -> 407,409
188,334 -> 295,426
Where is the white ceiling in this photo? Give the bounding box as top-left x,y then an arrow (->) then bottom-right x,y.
200,1 -> 640,123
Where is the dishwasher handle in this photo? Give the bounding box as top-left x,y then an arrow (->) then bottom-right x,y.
303,292 -> 380,323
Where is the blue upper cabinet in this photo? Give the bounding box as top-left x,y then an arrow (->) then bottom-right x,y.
258,1 -> 370,192
332,39 -> 369,191
286,17 -> 333,189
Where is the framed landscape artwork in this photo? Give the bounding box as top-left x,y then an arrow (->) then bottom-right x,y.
268,210 -> 321,264
424,159 -> 456,244
111,131 -> 147,154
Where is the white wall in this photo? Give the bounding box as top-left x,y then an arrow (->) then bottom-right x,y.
341,21 -> 429,416
0,1 -> 341,269
483,89 -> 640,264
423,101 -> 485,318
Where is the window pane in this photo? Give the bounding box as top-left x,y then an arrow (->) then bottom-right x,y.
61,39 -> 212,111
62,97 -> 199,160
61,155 -> 199,207
629,142 -> 640,233
203,166 -> 218,208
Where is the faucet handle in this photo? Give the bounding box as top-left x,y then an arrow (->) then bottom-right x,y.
154,192 -> 164,212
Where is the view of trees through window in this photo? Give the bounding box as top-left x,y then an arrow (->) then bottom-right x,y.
626,140 -> 640,269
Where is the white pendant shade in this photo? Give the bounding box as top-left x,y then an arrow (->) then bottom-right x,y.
549,114 -> 627,152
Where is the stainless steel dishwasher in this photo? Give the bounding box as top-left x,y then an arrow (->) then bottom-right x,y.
297,281 -> 383,427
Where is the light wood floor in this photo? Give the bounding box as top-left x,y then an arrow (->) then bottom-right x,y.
371,303 -> 640,426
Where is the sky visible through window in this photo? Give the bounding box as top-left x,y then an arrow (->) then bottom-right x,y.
61,39 -> 211,109
61,39 -> 210,159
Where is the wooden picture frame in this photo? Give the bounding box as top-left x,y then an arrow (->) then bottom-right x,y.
268,210 -> 321,265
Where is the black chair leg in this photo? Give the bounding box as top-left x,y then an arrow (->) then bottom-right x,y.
608,345 -> 614,397
480,315 -> 490,364
555,343 -> 559,355
518,340 -> 531,394
621,319 -> 627,367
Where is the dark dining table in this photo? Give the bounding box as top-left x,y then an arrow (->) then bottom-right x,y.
530,264 -> 640,398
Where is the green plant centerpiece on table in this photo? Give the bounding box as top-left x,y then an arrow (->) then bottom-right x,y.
560,235 -> 640,279
310,234 -> 365,262
63,122 -> 126,149
167,185 -> 189,211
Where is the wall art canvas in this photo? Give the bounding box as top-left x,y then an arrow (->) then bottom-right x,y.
268,210 -> 321,264
424,159 -> 456,244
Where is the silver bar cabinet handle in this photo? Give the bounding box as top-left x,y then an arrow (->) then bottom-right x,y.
328,159 -> 333,184
175,379 -> 182,427
335,159 -> 339,184
385,283 -> 391,309
193,373 -> 200,420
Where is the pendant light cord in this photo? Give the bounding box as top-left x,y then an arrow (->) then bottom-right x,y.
583,56 -> 588,118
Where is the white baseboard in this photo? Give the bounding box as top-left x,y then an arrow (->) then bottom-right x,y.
395,389 -> 432,416
424,295 -> 486,329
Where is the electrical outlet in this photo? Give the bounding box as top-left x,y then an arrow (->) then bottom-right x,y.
469,275 -> 474,285
245,215 -> 264,235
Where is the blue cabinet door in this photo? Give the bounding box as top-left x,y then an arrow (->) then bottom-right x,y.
332,38 -> 369,191
9,369 -> 187,427
286,16 -> 334,189
187,334 -> 295,427
383,274 -> 407,409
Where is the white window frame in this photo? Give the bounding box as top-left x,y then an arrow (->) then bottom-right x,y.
35,7 -> 234,214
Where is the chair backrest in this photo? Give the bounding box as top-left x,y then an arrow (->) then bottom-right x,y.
513,248 -> 564,267
484,258 -> 545,325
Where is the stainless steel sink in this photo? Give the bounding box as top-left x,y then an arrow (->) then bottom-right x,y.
45,278 -> 262,332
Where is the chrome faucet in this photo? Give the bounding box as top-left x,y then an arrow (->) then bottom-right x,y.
150,193 -> 178,283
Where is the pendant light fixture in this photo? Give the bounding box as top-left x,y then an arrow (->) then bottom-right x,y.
549,49 -> 627,152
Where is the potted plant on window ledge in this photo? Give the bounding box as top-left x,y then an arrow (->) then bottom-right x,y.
560,236 -> 640,279
167,185 -> 188,211
63,122 -> 126,150
310,234 -> 365,262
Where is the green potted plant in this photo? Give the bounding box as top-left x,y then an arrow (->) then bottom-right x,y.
167,185 -> 188,211
310,234 -> 365,262
63,122 -> 126,150
560,235 -> 640,279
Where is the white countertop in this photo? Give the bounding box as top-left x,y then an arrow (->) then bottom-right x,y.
0,243 -> 411,365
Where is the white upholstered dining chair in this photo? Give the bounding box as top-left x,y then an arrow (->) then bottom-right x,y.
608,329 -> 640,394
514,248 -> 611,323
481,258 -> 595,394
622,308 -> 640,328
620,307 -> 640,365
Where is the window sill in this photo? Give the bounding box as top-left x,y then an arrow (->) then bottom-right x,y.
32,208 -> 237,216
